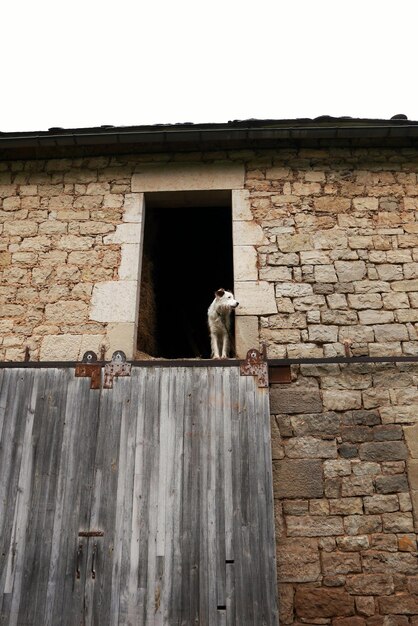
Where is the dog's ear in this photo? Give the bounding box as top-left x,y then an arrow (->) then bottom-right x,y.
215,288 -> 225,298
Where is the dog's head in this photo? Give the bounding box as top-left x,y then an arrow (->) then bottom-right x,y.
215,288 -> 239,309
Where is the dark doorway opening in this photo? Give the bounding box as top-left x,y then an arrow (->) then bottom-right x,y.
137,191 -> 234,359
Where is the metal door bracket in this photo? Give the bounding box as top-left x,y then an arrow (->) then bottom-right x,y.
75,351 -> 101,389
104,351 -> 132,389
240,348 -> 269,388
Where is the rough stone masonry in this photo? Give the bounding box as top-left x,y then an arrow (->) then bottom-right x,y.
2,142 -> 418,623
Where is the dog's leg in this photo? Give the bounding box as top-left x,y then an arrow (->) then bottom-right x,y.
221,333 -> 230,359
211,333 -> 220,359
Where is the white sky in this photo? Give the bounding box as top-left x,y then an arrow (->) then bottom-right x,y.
1,0 -> 417,132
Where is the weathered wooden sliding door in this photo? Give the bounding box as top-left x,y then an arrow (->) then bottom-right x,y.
0,365 -> 278,626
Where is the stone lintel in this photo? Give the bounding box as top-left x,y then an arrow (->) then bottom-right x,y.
132,163 -> 244,192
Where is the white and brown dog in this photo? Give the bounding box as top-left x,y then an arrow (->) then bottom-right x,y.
208,288 -> 239,358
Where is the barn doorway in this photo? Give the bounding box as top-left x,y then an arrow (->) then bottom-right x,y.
137,191 -> 234,359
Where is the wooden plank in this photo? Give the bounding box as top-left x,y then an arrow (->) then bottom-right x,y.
256,385 -> 279,625
214,367 -> 226,617
2,373 -> 37,626
46,373 -> 101,626
207,367 -> 218,626
0,370 -> 25,605
225,367 -> 238,626
166,367 -> 185,625
197,367 -> 210,626
144,368 -> 161,623
19,369 -> 70,625
86,375 -> 130,625
245,375 -> 261,625
179,366 -> 193,626
160,367 -> 181,624
118,366 -> 146,623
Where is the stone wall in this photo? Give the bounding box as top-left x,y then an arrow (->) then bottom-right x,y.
250,147 -> 418,623
2,145 -> 418,622
271,366 -> 418,624
0,156 -> 143,360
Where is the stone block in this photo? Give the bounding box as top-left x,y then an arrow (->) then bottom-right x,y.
353,197 -> 379,211
277,233 -> 312,252
267,251 -> 299,266
344,515 -> 382,535
233,220 -> 266,245
118,244 -> 141,281
358,309 -> 394,324
294,587 -> 355,618
291,412 -> 340,438
284,436 -> 337,459
273,459 -> 323,499
338,325 -> 375,344
364,550 -> 418,575
363,495 -> 399,514
373,424 -> 403,441
233,246 -> 258,281
286,515 -> 344,536
314,196 -> 351,213
362,388 -> 390,409
282,499 -> 309,514
123,193 -> 144,222
322,551 -> 361,575
379,594 -> 418,615
323,460 -> 351,478
403,423 -> 418,458
322,390 -> 362,411
375,474 -> 409,494
338,443 -> 359,458
398,533 -> 417,551
278,584 -> 294,625
336,535 -> 369,551
382,292 -> 410,309
270,380 -> 322,414
359,441 -> 408,462
106,322 -> 137,359
90,281 -> 139,323
341,426 -> 373,443
232,189 -> 252,220
373,324 -> 409,342
355,596 -> 375,617
313,228 -> 348,249
392,279 -> 418,291
234,281 -> 277,315
277,538 -> 321,582
346,574 -> 394,595
380,406 -> 418,424
348,294 -> 383,309
382,512 -> 414,533
308,324 -> 338,343
353,280 -> 390,293
329,497 -> 363,515
275,282 -> 313,297
235,315 -> 259,359
314,264 -> 338,282
396,309 -> 418,322
335,260 -> 367,281
376,264 -> 404,281
132,163 -> 245,192
300,250 -> 330,264
104,222 -> 142,244
341,475 -> 374,497
45,301 -> 88,324
407,459 -> 418,490
352,461 -> 380,476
